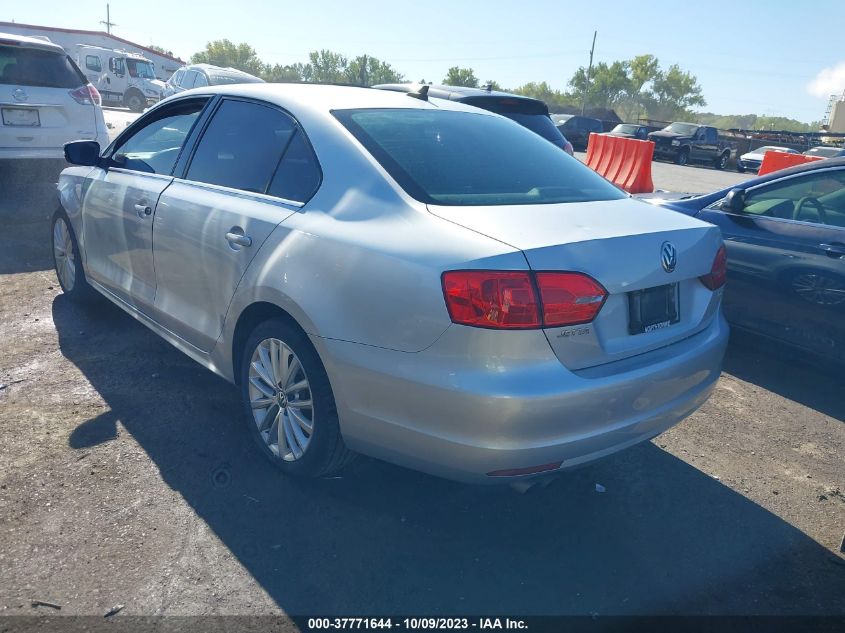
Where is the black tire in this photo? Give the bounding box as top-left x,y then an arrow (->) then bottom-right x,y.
675,148 -> 690,166
51,208 -> 96,303
715,152 -> 729,170
124,90 -> 145,113
239,318 -> 354,478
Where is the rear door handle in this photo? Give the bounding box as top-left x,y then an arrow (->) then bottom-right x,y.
134,203 -> 152,217
226,232 -> 252,248
820,243 -> 845,258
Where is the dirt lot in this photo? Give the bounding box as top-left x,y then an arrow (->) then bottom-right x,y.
0,161 -> 843,618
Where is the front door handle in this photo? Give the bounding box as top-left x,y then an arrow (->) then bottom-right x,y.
820,243 -> 845,258
226,232 -> 252,248
134,203 -> 152,217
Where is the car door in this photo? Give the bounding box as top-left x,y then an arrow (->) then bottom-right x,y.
698,167 -> 845,361
690,128 -> 707,161
151,98 -> 321,352
80,97 -> 209,311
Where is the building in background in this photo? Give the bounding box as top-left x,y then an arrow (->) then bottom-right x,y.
0,21 -> 184,81
827,90 -> 845,134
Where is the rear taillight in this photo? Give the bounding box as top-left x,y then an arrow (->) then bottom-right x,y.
700,245 -> 727,290
69,84 -> 101,106
441,270 -> 607,330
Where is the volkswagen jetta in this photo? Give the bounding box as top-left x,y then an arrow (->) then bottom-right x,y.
53,84 -> 728,483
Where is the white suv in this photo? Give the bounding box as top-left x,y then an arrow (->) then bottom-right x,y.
0,32 -> 108,159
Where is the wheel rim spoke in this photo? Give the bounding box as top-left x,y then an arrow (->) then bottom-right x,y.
247,337 -> 314,462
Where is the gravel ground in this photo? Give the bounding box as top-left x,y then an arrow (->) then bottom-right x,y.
0,154 -> 842,618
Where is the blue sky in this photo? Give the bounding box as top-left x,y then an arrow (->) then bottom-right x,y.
5,0 -> 844,122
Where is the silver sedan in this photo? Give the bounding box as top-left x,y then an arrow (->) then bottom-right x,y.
53,84 -> 728,484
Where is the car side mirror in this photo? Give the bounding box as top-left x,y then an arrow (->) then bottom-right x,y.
721,188 -> 746,213
64,140 -> 101,166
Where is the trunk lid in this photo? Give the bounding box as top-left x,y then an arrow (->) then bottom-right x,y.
428,197 -> 724,369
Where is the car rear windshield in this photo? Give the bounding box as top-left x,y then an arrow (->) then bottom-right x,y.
457,96 -> 566,148
0,45 -> 86,88
334,108 -> 626,206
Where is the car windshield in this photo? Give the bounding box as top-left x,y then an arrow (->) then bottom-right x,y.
805,147 -> 841,158
664,123 -> 699,135
126,59 -> 155,79
334,108 -> 626,206
208,73 -> 264,85
0,45 -> 86,88
613,124 -> 639,134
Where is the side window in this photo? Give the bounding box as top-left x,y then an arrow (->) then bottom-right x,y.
85,55 -> 101,72
706,128 -> 717,144
182,70 -> 197,89
113,99 -> 207,175
171,69 -> 184,85
110,57 -> 125,76
193,73 -> 208,88
742,170 -> 845,226
267,130 -> 321,203
186,100 -> 296,193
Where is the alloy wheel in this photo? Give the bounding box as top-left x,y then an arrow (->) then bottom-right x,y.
247,338 -> 314,461
792,273 -> 845,306
53,217 -> 76,291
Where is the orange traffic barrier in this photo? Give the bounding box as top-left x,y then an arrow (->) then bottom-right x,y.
757,150 -> 824,176
585,133 -> 654,194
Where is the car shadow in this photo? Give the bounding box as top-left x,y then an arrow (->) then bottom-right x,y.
53,296 -> 845,615
724,335 -> 844,423
0,160 -> 65,275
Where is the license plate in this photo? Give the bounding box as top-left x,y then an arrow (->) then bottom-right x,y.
2,107 -> 40,127
628,283 -> 680,335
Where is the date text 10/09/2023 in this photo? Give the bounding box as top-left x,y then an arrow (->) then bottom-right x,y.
306,618 -> 528,630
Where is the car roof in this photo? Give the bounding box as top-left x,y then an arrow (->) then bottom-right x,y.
373,82 -> 544,105
166,83 -> 503,116
0,31 -> 65,54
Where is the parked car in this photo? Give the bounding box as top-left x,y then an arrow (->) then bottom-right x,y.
649,123 -> 732,169
0,32 -> 108,160
163,63 -> 264,98
552,114 -> 603,151
804,146 -> 845,159
736,146 -> 798,173
374,83 -> 573,154
647,158 -> 845,363
607,123 -> 649,140
54,84 -> 727,484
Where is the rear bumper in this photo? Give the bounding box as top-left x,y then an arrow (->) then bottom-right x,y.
319,313 -> 729,483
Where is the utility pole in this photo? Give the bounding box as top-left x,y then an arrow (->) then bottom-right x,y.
581,30 -> 597,116
100,4 -> 117,34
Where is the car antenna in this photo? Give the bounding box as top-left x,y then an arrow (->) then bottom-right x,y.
407,84 -> 430,101
484,82 -> 492,92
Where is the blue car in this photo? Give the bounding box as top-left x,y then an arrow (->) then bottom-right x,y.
649,157 -> 845,363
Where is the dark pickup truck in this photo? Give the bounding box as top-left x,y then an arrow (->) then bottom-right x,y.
648,122 -> 733,169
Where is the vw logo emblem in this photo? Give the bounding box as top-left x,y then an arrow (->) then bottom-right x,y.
12,88 -> 28,102
660,241 -> 677,273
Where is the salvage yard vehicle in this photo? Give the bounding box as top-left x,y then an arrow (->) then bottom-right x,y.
375,83 -> 574,154
551,114 -> 603,151
607,123 -> 649,140
804,146 -> 845,159
0,32 -> 108,160
648,158 -> 845,364
649,122 -> 733,169
75,44 -> 165,112
52,84 -> 728,484
162,63 -> 264,99
736,145 -> 798,173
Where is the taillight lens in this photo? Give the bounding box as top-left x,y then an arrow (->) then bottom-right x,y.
536,272 -> 607,326
441,271 -> 541,329
69,84 -> 101,106
441,270 -> 607,330
700,245 -> 727,290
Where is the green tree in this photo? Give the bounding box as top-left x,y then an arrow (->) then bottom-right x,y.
569,60 -> 631,111
190,40 -> 265,76
513,81 -> 578,112
481,79 -> 503,91
345,54 -> 404,86
642,64 -> 706,121
147,44 -> 174,57
264,63 -> 306,83
443,66 -> 479,88
301,49 -> 348,83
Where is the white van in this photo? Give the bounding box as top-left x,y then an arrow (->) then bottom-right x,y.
75,45 -> 165,112
0,32 -> 108,160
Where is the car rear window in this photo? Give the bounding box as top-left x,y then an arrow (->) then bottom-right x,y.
208,73 -> 264,85
459,96 -> 566,149
334,108 -> 625,206
0,45 -> 86,88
